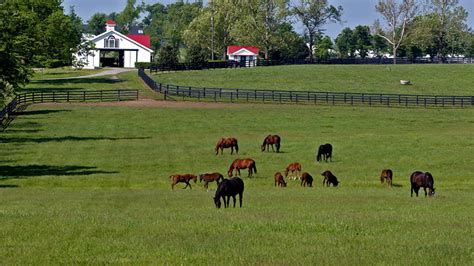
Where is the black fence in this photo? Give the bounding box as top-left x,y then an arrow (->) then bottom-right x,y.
146,57 -> 474,73
1,89 -> 139,130
139,68 -> 473,108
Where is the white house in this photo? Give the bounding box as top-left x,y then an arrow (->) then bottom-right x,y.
227,46 -> 259,67
74,20 -> 153,69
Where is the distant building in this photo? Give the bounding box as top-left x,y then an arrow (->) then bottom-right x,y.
227,46 -> 259,67
74,20 -> 152,69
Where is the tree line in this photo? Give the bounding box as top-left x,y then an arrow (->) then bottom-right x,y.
1,0 -> 473,103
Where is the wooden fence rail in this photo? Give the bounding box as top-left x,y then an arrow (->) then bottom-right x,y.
139,68 -> 473,108
1,89 -> 138,130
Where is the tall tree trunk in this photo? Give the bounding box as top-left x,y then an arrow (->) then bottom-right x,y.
393,46 -> 397,64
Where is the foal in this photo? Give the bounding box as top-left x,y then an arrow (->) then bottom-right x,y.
380,169 -> 393,187
285,162 -> 301,180
274,172 -> 287,187
170,174 -> 197,190
199,172 -> 224,191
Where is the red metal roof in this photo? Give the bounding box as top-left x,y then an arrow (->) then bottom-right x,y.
227,46 -> 259,55
127,34 -> 151,49
106,20 -> 116,25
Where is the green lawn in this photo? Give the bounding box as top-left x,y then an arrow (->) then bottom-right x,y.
31,67 -> 105,80
1,103 -> 473,264
152,64 -> 474,95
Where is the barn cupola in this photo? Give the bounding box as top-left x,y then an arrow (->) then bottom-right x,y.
105,20 -> 116,31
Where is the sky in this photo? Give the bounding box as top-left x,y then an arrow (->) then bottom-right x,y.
62,0 -> 474,39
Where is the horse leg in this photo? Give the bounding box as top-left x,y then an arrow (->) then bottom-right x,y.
225,196 -> 230,208
424,187 -> 427,197
239,193 -> 243,208
205,181 -> 209,192
232,196 -> 236,208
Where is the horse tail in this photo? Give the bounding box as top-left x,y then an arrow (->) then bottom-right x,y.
235,141 -> 239,154
252,162 -> 257,174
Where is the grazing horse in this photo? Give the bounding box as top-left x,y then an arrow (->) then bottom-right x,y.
380,169 -> 393,187
215,137 -> 239,155
199,172 -> 224,191
322,170 -> 339,187
274,172 -> 287,187
228,158 -> 257,177
285,162 -> 301,180
410,171 -> 435,197
300,172 -> 313,187
261,135 -> 281,153
214,177 -> 245,208
316,143 -> 333,162
170,174 -> 197,190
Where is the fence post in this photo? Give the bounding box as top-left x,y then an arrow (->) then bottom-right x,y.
214,91 -> 217,102
67,91 -> 70,102
164,90 -> 168,100
100,91 -> 103,101
83,91 -> 86,102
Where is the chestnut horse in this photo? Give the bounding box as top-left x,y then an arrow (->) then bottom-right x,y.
215,137 -> 239,155
199,172 -> 224,191
228,158 -> 257,177
261,135 -> 281,153
380,169 -> 393,187
274,172 -> 287,187
285,162 -> 301,180
170,174 -> 197,190
410,171 -> 435,197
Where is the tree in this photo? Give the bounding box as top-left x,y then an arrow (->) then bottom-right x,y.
268,23 -> 309,62
335,27 -> 355,58
371,34 -> 390,58
117,0 -> 144,34
87,13 -> 108,35
314,35 -> 334,60
156,45 -> 179,65
234,0 -> 290,59
374,0 -> 418,63
353,25 -> 372,58
292,0 -> 342,62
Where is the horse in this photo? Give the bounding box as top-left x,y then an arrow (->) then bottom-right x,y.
215,137 -> 239,155
274,172 -> 287,187
228,158 -> 257,177
214,177 -> 245,208
322,170 -> 339,187
316,143 -> 333,162
300,172 -> 313,187
380,169 -> 393,187
170,174 -> 197,190
261,135 -> 281,153
285,162 -> 301,180
410,171 -> 435,197
199,172 -> 224,191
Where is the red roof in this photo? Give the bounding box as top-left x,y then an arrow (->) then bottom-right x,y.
227,46 -> 259,55
106,20 -> 116,25
127,34 -> 151,49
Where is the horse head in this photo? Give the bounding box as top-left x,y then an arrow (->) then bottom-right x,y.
213,197 -> 221,208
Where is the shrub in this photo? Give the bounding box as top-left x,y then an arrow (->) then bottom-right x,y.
135,62 -> 151,69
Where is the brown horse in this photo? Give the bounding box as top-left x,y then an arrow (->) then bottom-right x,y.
274,172 -> 287,187
380,169 -> 393,187
170,174 -> 198,190
410,171 -> 435,197
228,158 -> 257,177
300,172 -> 313,187
322,170 -> 339,187
199,172 -> 224,191
285,162 -> 301,180
261,135 -> 281,153
215,137 -> 239,155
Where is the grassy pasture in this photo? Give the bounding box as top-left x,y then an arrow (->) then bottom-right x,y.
1,103 -> 473,264
152,64 -> 474,95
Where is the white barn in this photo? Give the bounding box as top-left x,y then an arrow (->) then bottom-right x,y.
75,20 -> 153,69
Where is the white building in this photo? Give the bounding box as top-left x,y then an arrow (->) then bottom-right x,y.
74,20 -> 153,69
227,46 -> 259,67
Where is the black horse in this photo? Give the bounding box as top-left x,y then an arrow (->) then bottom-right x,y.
214,177 -> 245,208
316,143 -> 333,162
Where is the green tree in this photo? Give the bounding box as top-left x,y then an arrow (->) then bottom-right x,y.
87,13 -> 108,35
156,45 -> 179,65
269,23 -> 309,61
371,34 -> 390,58
117,0 -> 144,34
353,25 -> 372,58
335,27 -> 355,58
314,35 -> 334,60
293,0 -> 342,62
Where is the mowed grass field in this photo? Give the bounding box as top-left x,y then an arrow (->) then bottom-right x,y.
1,101 -> 473,264
153,64 -> 474,95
